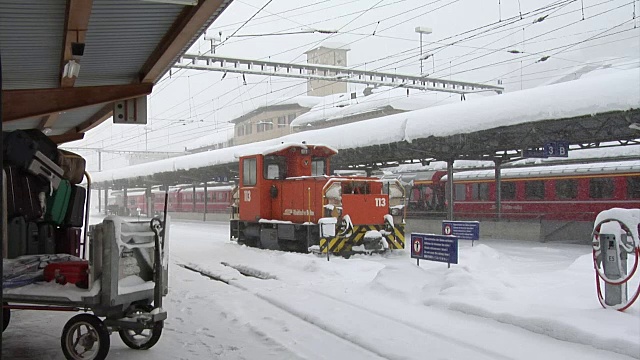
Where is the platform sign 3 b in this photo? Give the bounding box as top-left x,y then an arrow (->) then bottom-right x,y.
411,233 -> 458,267
543,141 -> 569,158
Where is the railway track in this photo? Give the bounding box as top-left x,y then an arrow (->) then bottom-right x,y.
178,262 -> 513,360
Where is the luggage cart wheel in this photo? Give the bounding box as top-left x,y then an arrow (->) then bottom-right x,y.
118,305 -> 163,350
2,302 -> 10,332
61,314 -> 110,360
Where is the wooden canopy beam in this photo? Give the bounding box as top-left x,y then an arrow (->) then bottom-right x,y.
139,0 -> 227,83
72,104 -> 113,134
2,83 -> 152,122
50,132 -> 85,144
38,113 -> 60,130
59,0 -> 93,88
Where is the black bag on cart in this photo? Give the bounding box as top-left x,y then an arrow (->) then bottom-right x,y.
4,166 -> 47,221
4,130 -> 63,189
64,185 -> 86,227
3,129 -> 59,167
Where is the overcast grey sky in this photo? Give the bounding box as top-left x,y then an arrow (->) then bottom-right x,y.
67,0 -> 640,171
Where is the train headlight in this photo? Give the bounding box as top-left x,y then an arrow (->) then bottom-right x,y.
390,207 -> 401,216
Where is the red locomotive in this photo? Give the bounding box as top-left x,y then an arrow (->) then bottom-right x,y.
230,143 -> 406,255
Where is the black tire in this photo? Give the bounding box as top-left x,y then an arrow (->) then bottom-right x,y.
61,314 -> 110,360
2,302 -> 10,332
118,305 -> 163,350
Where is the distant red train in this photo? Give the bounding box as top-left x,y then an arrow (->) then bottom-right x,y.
108,160 -> 640,222
389,160 -> 640,221
107,185 -> 234,216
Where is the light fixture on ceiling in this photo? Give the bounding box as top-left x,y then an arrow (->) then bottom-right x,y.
63,60 -> 81,78
63,40 -> 85,79
140,0 -> 198,5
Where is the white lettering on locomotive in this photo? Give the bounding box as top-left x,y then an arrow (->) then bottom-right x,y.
244,190 -> 251,202
375,198 -> 387,207
283,209 -> 315,216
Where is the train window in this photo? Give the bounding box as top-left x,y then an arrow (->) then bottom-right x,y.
263,156 -> 286,179
628,176 -> 640,199
525,180 -> 545,200
454,184 -> 466,201
311,158 -> 326,176
556,179 -> 577,199
500,182 -> 516,200
471,183 -> 489,201
589,177 -> 614,199
243,158 -> 257,186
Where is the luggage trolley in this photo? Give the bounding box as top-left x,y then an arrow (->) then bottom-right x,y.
2,171 -> 170,360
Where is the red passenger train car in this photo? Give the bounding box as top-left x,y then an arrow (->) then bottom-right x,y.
108,185 -> 233,216
399,160 -> 640,221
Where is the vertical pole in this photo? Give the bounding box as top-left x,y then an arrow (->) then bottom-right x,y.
1,51 -> 4,353
447,160 -> 454,221
494,159 -> 502,220
146,186 -> 152,217
192,183 -> 196,213
203,181 -> 208,222
98,150 -> 102,172
104,187 -> 109,215
123,187 -> 128,216
98,188 -> 102,213
419,33 -> 423,75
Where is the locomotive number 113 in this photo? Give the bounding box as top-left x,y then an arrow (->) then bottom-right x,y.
244,190 -> 251,202
375,198 -> 386,207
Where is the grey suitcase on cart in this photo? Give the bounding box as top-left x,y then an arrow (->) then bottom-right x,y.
38,223 -> 56,254
7,217 -> 28,259
7,217 -> 38,258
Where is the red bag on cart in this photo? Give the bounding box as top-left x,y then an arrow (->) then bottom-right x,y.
44,261 -> 88,288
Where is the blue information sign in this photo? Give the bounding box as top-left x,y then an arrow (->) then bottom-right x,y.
522,148 -> 546,158
411,233 -> 458,264
544,141 -> 569,158
442,221 -> 479,241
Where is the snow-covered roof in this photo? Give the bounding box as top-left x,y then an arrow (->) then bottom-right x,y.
289,89 -> 484,127
304,42 -> 351,53
258,142 -> 338,156
229,95 -> 324,124
92,68 -> 640,183
542,58 -> 639,86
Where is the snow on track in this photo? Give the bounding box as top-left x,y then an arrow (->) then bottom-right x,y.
179,263 -> 385,360
181,261 -> 513,360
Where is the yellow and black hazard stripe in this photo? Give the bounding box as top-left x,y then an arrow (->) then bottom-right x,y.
319,223 -> 405,254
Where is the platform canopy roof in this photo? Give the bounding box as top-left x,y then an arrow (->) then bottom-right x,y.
1,0 -> 233,144
92,68 -> 640,188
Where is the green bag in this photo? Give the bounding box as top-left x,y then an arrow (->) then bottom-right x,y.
46,179 -> 71,225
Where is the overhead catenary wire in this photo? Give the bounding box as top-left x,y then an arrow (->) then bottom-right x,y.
79,0 -> 637,159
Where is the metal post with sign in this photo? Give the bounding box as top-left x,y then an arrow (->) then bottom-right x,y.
442,220 -> 480,246
411,233 -> 458,268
